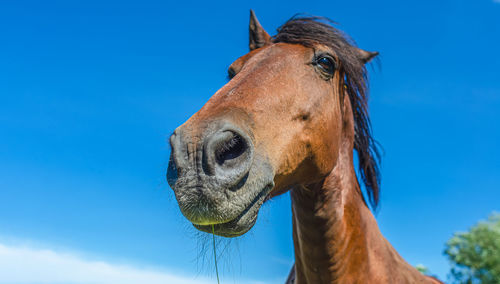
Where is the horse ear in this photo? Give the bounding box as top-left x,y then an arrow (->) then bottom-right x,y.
249,10 -> 271,51
357,48 -> 379,64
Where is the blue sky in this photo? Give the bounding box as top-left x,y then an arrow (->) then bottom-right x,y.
0,0 -> 499,283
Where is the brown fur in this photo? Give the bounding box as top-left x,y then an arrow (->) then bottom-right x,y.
168,12 -> 443,284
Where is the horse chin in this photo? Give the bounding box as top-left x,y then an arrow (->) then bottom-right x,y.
170,153 -> 275,237
192,181 -> 273,237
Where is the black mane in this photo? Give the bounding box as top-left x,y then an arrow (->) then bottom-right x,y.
273,17 -> 381,209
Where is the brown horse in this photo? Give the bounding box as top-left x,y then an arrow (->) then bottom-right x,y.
167,11 -> 442,284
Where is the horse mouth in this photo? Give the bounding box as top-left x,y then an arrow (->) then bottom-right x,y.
193,183 -> 273,237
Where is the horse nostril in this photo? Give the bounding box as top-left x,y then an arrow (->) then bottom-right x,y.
166,154 -> 178,188
202,125 -> 253,179
214,132 -> 247,166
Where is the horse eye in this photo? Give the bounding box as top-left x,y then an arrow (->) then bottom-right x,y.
315,56 -> 336,76
227,67 -> 236,80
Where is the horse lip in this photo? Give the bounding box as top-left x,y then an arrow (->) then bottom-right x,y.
192,181 -> 274,231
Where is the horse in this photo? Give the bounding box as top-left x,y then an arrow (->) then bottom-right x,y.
167,11 -> 442,284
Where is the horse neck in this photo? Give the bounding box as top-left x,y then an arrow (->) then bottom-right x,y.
290,141 -> 429,284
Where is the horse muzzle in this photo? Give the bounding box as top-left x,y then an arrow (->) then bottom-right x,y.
167,120 -> 274,237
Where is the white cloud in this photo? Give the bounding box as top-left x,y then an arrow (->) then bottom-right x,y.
0,242 -> 271,284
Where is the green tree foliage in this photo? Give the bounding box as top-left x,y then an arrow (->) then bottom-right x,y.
415,264 -> 429,275
444,213 -> 500,284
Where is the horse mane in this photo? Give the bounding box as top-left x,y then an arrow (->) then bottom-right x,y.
272,16 -> 381,209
